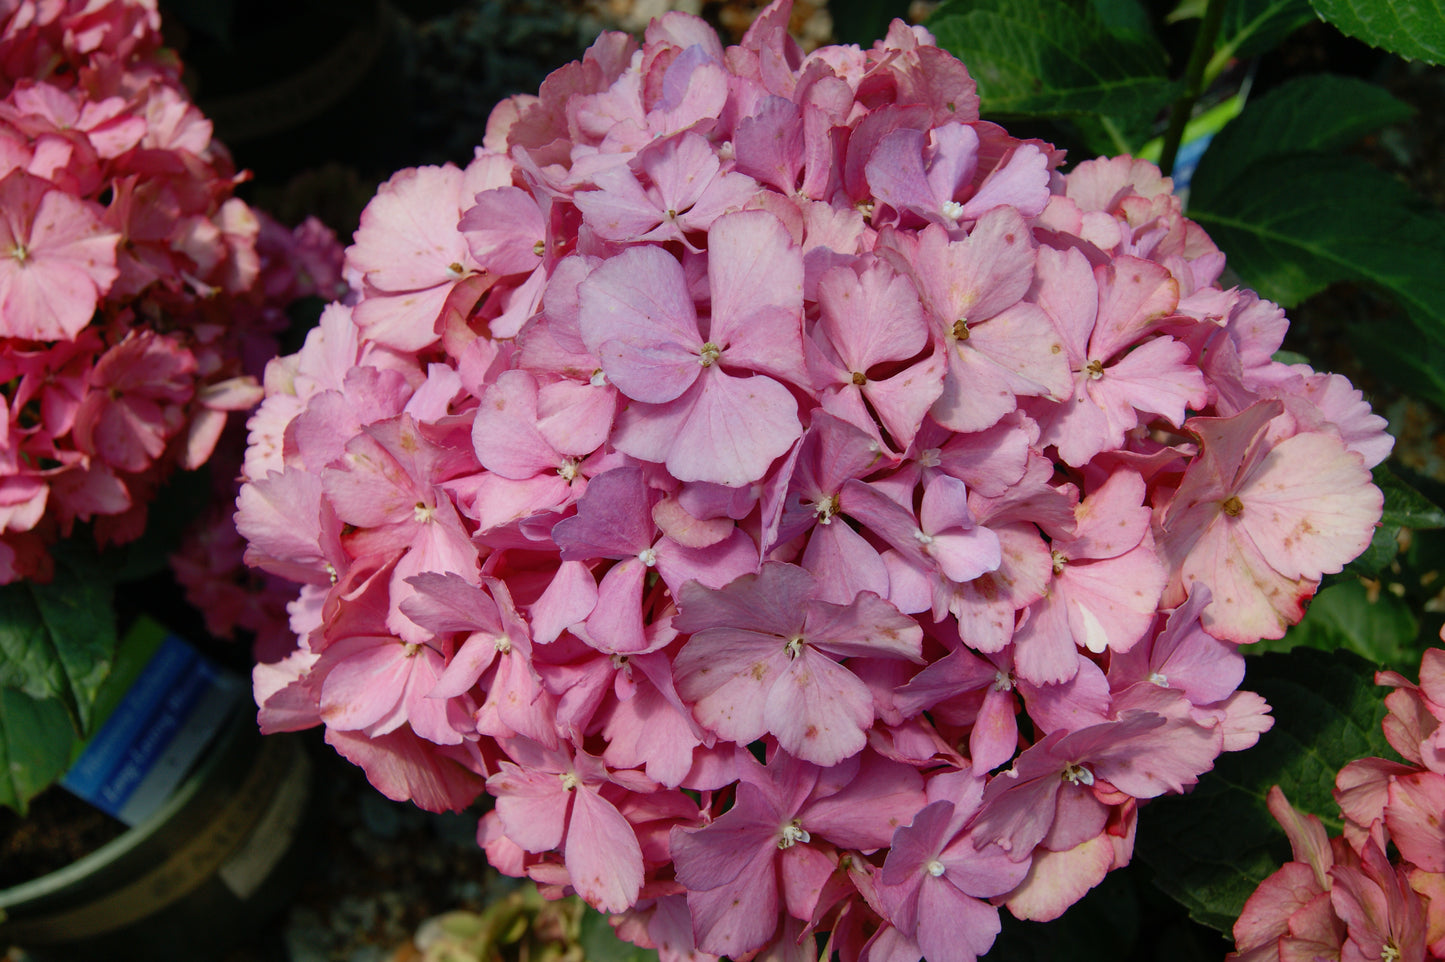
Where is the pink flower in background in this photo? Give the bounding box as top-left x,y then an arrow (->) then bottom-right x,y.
224,0 -> 1390,955
0,168 -> 118,341
1,3 -> 341,589
1231,644 -> 1445,962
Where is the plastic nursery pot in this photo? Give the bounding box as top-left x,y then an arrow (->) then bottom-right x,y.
0,711 -> 313,962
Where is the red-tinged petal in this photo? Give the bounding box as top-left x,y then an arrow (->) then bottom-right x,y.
326,727 -> 485,813
1232,862 -> 1327,956
1335,757 -> 1414,852
1179,516 -> 1311,644
565,785 -> 645,912
1386,772 -> 1445,873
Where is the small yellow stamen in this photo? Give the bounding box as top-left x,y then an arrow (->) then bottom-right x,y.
1222,496 -> 1244,518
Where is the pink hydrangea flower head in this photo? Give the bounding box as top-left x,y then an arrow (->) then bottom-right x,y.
225,0 -> 1391,954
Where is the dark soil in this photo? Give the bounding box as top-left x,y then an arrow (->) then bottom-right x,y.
0,788 -> 127,891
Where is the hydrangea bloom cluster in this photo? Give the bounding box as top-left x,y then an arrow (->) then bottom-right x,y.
0,0 -> 342,582
1231,646 -> 1445,962
238,3 -> 1390,959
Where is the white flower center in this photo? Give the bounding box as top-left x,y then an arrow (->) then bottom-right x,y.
940,200 -> 966,223
560,772 -> 579,792
1062,763 -> 1094,786
913,529 -> 934,546
785,636 -> 805,659
778,819 -> 811,849
558,458 -> 580,481
925,859 -> 946,877
589,369 -> 607,387
1149,671 -> 1169,688
495,634 -> 512,654
917,448 -> 942,468
413,502 -> 436,523
813,493 -> 840,525
638,547 -> 657,567
698,342 -> 722,367
992,670 -> 1014,693
8,243 -> 28,264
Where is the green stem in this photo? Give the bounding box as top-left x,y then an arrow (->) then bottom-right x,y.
1158,0 -> 1228,177
1098,115 -> 1131,157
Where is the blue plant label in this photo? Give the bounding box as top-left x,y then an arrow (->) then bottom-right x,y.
61,626 -> 244,826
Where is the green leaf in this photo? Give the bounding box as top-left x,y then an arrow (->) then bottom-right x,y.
1087,0 -> 1155,39
579,906 -> 658,962
1341,464 -> 1445,576
0,542 -> 117,733
1207,0 -> 1318,82
1191,74 -> 1414,196
1341,522 -> 1402,578
1188,152 -> 1445,333
927,0 -> 1179,123
0,687 -> 78,815
1135,648 -> 1394,932
1251,580 -> 1419,670
1352,326 -> 1445,411
1309,0 -> 1445,64
1375,463 -> 1445,529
